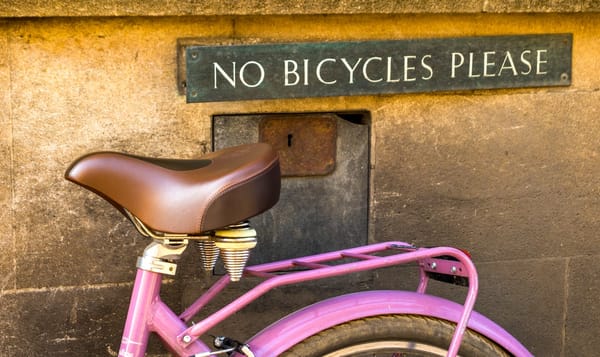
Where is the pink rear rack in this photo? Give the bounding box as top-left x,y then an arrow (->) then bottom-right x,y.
177,241 -> 478,356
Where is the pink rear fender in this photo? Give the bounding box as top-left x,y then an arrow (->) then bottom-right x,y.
241,290 -> 532,357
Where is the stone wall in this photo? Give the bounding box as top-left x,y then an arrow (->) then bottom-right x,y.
1,0 -> 600,16
1,3 -> 599,356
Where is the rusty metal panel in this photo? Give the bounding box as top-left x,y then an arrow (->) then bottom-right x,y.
259,114 -> 336,176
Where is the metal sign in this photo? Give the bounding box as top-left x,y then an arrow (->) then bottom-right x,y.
185,34 -> 572,103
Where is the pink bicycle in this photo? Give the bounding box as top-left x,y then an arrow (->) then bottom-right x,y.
66,142 -> 532,357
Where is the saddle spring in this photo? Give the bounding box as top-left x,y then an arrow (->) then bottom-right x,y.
197,222 -> 257,282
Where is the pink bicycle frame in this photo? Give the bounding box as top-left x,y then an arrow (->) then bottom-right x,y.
118,241 -> 533,357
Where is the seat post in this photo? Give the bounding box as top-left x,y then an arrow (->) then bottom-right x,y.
119,267 -> 162,357
118,240 -> 188,355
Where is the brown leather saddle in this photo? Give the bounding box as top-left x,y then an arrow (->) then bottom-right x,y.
65,143 -> 280,235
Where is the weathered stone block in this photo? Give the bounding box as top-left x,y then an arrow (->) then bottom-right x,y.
565,255 -> 600,357
0,283 -> 185,355
3,0 -> 600,18
0,27 -> 14,292
484,0 -> 582,12
475,260 -> 565,356
7,17 -> 223,289
373,90 -> 600,262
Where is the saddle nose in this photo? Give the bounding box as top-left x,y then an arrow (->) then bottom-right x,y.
65,143 -> 281,234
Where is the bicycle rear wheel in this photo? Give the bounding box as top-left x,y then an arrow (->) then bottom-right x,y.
282,314 -> 510,356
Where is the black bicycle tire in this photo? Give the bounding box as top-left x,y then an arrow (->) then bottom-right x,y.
282,314 -> 511,356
